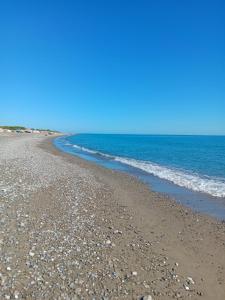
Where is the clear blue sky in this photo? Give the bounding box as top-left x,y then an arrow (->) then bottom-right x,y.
0,0 -> 224,134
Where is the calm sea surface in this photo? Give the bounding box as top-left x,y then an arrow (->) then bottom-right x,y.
54,134 -> 225,220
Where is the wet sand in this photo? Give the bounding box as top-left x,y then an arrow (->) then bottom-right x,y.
0,133 -> 225,299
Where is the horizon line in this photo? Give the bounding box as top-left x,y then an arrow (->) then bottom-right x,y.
65,132 -> 225,137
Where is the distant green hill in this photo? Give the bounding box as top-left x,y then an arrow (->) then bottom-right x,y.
0,126 -> 26,130
0,125 -> 59,132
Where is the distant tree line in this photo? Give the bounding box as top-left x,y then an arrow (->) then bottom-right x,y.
0,126 -> 59,132
31,128 -> 60,132
0,126 -> 26,130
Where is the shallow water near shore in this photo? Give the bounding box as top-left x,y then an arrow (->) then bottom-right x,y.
54,135 -> 225,220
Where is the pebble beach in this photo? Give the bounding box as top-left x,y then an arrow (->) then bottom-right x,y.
0,133 -> 225,299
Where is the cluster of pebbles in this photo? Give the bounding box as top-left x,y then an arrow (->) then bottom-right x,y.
0,135 -> 199,299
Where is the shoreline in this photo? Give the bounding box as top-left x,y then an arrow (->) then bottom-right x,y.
46,137 -> 225,296
1,133 -> 225,299
54,135 -> 225,221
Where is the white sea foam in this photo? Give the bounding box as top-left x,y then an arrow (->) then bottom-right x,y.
73,144 -> 113,158
73,144 -> 96,154
71,143 -> 225,198
114,157 -> 225,198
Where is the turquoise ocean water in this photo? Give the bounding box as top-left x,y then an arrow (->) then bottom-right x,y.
54,134 -> 225,219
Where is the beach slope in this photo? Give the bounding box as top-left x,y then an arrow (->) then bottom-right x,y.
0,134 -> 224,299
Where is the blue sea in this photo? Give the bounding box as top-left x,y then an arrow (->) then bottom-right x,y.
54,134 -> 225,220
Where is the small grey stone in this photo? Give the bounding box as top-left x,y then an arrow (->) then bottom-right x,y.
69,282 -> 76,289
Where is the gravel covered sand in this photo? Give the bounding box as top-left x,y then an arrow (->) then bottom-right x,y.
0,134 -> 225,300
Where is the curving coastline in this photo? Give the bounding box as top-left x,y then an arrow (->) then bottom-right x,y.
0,133 -> 225,299
60,141 -> 225,198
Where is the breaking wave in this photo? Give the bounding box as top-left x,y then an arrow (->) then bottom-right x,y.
72,144 -> 225,198
72,144 -> 113,158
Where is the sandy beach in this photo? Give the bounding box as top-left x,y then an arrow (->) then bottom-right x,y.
0,133 -> 225,300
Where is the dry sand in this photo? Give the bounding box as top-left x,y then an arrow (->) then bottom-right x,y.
0,133 -> 225,299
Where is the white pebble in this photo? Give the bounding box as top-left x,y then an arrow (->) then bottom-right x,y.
187,276 -> 195,284
142,295 -> 153,300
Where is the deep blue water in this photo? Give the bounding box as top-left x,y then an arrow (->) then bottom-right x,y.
54,134 -> 225,220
